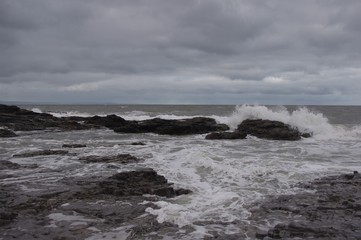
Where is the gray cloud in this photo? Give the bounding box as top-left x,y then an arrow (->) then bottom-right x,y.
0,0 -> 361,104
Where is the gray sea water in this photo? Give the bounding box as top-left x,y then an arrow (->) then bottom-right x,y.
1,104 -> 361,238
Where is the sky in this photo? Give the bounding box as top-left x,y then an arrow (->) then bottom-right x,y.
1,0 -> 361,105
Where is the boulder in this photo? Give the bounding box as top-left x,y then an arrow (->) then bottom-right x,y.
237,119 -> 306,141
99,168 -> 192,197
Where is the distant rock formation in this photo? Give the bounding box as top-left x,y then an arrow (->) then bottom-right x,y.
205,119 -> 311,141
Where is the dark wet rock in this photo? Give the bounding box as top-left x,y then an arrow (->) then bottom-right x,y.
79,154 -> 141,164
13,149 -> 69,158
99,168 -> 192,197
0,167 -> 191,239
237,119 -> 308,141
83,114 -> 127,128
0,160 -> 21,170
0,104 -> 93,131
205,131 -> 247,140
62,144 -> 87,148
131,141 -> 146,145
252,171 -> 361,239
0,128 -> 17,138
113,117 -> 229,135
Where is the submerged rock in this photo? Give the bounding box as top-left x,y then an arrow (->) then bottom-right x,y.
13,149 -> 69,158
205,131 -> 247,140
253,171 -> 361,239
62,143 -> 87,148
0,160 -> 21,170
0,128 -> 17,138
237,119 -> 308,141
99,168 -> 192,197
79,154 -> 140,164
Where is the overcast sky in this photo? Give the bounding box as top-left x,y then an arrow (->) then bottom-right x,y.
1,0 -> 361,105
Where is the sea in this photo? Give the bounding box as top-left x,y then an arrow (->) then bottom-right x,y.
1,104 -> 361,238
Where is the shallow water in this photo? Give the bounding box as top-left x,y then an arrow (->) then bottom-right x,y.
2,104 -> 361,238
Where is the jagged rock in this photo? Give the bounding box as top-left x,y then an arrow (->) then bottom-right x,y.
0,128 -> 17,138
253,171 -> 361,239
13,149 -> 69,158
62,144 -> 87,148
99,168 -> 192,197
205,131 -> 247,140
79,154 -> 140,164
237,119 -> 307,140
113,117 -> 229,135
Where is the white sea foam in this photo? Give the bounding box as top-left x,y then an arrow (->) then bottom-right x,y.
31,108 -> 43,113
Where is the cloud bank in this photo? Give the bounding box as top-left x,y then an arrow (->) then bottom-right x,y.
1,0 -> 361,104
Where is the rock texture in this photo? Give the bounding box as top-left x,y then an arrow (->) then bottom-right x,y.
252,171 -> 361,239
0,168 -> 191,239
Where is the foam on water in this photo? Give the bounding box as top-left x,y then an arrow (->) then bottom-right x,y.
215,105 -> 359,140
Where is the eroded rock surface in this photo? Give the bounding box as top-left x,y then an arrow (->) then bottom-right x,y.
0,168 -> 191,239
252,171 -> 361,239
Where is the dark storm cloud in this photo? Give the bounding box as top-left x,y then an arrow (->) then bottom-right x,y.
0,0 -> 361,104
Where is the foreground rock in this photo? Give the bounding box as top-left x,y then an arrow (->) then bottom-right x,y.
0,168 -> 191,239
79,154 -> 141,164
237,119 -> 310,141
252,171 -> 361,239
99,168 -> 192,197
0,128 -> 17,138
62,143 -> 87,148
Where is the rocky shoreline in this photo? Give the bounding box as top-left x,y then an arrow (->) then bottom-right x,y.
1,104 -> 359,239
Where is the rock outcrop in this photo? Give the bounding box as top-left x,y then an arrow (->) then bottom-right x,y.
237,119 -> 310,141
253,171 -> 361,239
0,104 -> 93,131
113,117 -> 229,135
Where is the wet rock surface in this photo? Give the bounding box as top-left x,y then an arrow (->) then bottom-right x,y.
0,129 -> 17,138
79,154 -> 141,164
112,117 -> 230,135
205,131 -> 247,140
13,149 -> 70,158
252,171 -> 361,239
0,168 -> 191,240
0,104 -> 93,131
62,144 -> 87,148
237,119 -> 310,141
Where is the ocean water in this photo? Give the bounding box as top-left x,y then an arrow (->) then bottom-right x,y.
2,104 -> 361,238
